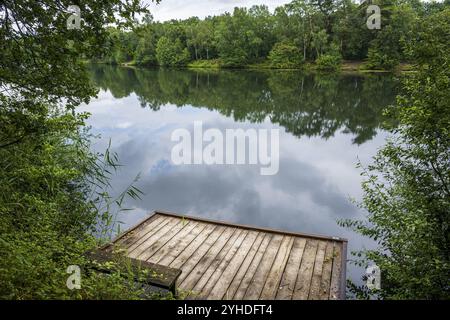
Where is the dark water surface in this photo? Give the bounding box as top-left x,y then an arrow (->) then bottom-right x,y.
80,65 -> 398,285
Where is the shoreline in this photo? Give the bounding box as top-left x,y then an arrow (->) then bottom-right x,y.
90,60 -> 414,75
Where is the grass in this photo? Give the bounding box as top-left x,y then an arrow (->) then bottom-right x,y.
187,59 -> 221,69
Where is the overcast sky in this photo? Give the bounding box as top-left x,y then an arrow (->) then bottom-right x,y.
146,0 -> 292,21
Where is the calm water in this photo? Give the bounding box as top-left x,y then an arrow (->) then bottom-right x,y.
80,65 -> 398,284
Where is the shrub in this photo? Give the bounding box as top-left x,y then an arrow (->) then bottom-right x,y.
0,100 -> 160,299
315,54 -> 342,71
156,37 -> 191,67
366,48 -> 399,71
268,42 -> 304,69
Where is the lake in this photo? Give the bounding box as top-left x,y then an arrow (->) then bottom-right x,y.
80,65 -> 398,285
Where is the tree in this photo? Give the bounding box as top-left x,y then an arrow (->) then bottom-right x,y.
156,36 -> 190,66
185,17 -> 202,60
134,14 -> 159,66
366,1 -> 418,70
0,0 -> 148,108
341,8 -> 450,299
196,19 -> 216,60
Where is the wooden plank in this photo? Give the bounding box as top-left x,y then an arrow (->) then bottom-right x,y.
177,227 -> 234,286
168,224 -> 220,269
340,242 -> 347,299
207,231 -> 260,300
318,241 -> 335,300
260,236 -> 295,300
136,219 -> 192,261
113,214 -> 164,249
182,229 -> 243,294
105,213 -> 160,250
308,240 -> 327,299
292,239 -> 318,299
146,221 -> 200,264
202,231 -> 258,300
126,216 -> 176,255
195,230 -> 249,298
243,234 -> 284,300
155,210 -> 347,242
223,233 -> 265,300
233,234 -> 272,300
157,222 -> 210,266
329,242 -> 343,300
275,238 -> 306,300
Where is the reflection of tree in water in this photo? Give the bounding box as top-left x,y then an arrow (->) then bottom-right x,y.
88,65 -> 398,144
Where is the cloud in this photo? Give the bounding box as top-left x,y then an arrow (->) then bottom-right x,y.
146,0 -> 292,21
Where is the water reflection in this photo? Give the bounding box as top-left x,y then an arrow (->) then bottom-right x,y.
89,65 -> 397,145
81,65 -> 398,283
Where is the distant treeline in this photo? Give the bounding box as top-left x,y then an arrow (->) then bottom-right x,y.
94,0 -> 449,71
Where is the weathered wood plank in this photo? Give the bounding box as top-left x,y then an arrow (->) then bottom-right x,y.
243,234 -> 284,300
146,221 -> 199,264
177,227 -> 235,286
206,231 -> 259,300
308,240 -> 327,299
168,224 -> 220,270
260,236 -> 295,300
318,241 -> 335,300
113,214 -> 163,250
223,232 -> 265,300
203,231 -> 258,300
292,239 -> 318,299
196,230 -> 250,299
126,216 -> 176,255
275,238 -> 306,300
233,234 -> 272,300
157,222 -> 210,266
181,229 -> 242,294
136,219 -> 192,261
329,242 -> 343,300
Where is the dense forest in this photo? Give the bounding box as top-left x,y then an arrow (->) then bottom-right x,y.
98,0 -> 449,70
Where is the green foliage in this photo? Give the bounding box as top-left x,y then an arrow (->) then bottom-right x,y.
315,53 -> 342,71
0,0 -> 173,299
340,8 -> 450,299
187,59 -> 221,69
0,102 -> 152,299
156,37 -> 190,67
0,0 -> 148,108
108,30 -> 140,65
268,41 -> 304,69
366,47 -> 399,70
97,1 -> 444,72
366,1 -> 418,70
134,14 -> 159,66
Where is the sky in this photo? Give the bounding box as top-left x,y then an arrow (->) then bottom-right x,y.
145,0 -> 292,21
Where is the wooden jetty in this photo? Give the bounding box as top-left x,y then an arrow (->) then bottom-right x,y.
102,210 -> 347,300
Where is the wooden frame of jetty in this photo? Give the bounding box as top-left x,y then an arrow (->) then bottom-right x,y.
98,210 -> 347,300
